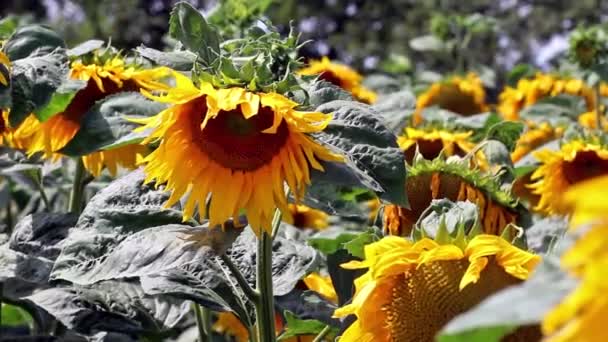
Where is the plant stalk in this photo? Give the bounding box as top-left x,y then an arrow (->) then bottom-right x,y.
312,325 -> 332,342
595,83 -> 604,131
68,158 -> 86,214
219,254 -> 259,302
192,303 -> 208,342
255,211 -> 281,342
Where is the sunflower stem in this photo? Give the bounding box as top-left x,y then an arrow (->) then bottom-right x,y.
312,325 -> 332,342
595,83 -> 604,131
255,211 -> 281,342
192,303 -> 209,342
68,158 -> 86,214
220,253 -> 259,302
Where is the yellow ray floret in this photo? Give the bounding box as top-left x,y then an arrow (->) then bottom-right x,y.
334,235 -> 540,342
0,111 -> 38,150
136,71 -> 344,235
298,57 -> 377,104
511,122 -> 563,163
529,140 -> 608,215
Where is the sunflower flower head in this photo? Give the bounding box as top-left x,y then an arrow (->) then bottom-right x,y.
397,126 -> 476,163
511,121 -> 564,162
334,234 -> 540,342
498,72 -> 608,120
26,50 -> 170,177
136,71 -> 343,235
578,107 -> 608,130
413,73 -> 488,125
284,204 -> 329,230
384,156 -> 519,238
0,110 -> 39,150
529,136 -> 608,215
298,57 -> 377,104
542,175 -> 608,341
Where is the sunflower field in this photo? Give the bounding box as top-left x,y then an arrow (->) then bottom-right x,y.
0,1 -> 607,341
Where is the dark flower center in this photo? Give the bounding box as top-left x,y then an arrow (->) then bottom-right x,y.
562,150 -> 608,184
431,83 -> 485,116
318,71 -> 344,88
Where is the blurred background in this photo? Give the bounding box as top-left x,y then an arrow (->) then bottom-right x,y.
1,0 -> 606,76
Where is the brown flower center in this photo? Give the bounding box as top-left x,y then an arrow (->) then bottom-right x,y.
319,71 -> 344,88
63,77 -> 139,123
384,259 -> 520,342
403,139 -> 468,163
194,98 -> 290,171
562,151 -> 608,185
431,84 -> 485,116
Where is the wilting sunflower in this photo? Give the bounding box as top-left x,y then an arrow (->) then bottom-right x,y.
397,127 -> 476,163
284,204 -> 329,230
27,55 -> 169,177
413,73 -> 488,125
298,57 -> 377,104
383,157 -> 519,237
529,138 -> 608,215
136,71 -> 343,235
542,175 -> 608,341
511,122 -> 564,163
498,73 -> 608,121
334,234 -> 541,342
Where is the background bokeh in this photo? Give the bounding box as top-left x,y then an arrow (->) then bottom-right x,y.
1,0 -> 606,76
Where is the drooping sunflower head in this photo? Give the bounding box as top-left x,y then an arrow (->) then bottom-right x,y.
413,73 -> 488,125
511,121 -> 564,163
298,57 -> 377,104
136,71 -> 343,235
542,175 -> 608,341
529,136 -> 608,215
498,72 -> 607,121
397,126 -> 476,163
284,204 -> 329,230
383,157 -> 519,238
0,111 -> 38,150
26,50 -> 170,176
334,234 -> 541,342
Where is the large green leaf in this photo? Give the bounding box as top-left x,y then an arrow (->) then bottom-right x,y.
136,46 -> 197,71
169,2 -> 221,65
59,92 -> 167,156
313,100 -> 408,207
485,121 -> 524,151
2,25 -> 65,61
9,50 -> 69,126
438,255 -> 576,342
371,90 -> 416,135
34,79 -> 87,122
277,311 -> 333,341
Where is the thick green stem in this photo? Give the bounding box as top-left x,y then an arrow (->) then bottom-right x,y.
68,158 -> 86,214
192,303 -> 208,342
595,83 -> 604,131
201,307 -> 213,337
255,214 -> 280,342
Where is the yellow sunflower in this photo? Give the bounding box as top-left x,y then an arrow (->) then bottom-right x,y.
397,127 -> 475,163
511,122 -> 564,163
0,111 -> 38,149
578,108 -> 608,130
498,73 -> 608,121
136,71 -> 343,235
334,234 -> 541,342
284,204 -> 329,230
383,159 -> 519,238
529,139 -> 608,215
298,57 -> 377,104
27,56 -> 169,177
303,272 -> 338,303
413,73 -> 488,125
0,51 -> 10,87
542,175 -> 608,341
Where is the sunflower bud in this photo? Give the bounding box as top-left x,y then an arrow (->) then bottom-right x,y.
569,26 -> 608,68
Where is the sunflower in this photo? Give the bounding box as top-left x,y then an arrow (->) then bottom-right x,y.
26,55 -> 169,177
0,51 -> 10,88
542,175 -> 608,341
298,57 -> 377,104
528,139 -> 608,215
578,108 -> 608,130
0,111 -> 38,150
383,157 -> 519,238
303,272 -> 338,303
511,122 -> 564,163
397,127 -> 475,163
413,73 -> 488,125
498,73 -> 608,121
334,234 -> 541,342
284,204 -> 329,230
136,71 -> 343,235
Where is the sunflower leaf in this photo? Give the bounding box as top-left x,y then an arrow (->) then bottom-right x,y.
59,92 -> 167,156
9,49 -> 69,126
485,121 -> 524,151
277,311 -> 335,341
313,100 -> 408,207
2,24 -> 65,61
371,90 -> 416,135
67,39 -> 105,57
136,46 -> 196,71
438,255 -> 575,341
35,79 -> 86,122
169,1 -> 221,65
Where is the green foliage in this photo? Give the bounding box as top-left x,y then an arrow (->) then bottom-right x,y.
277,311 -> 332,340
1,303 -> 34,327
